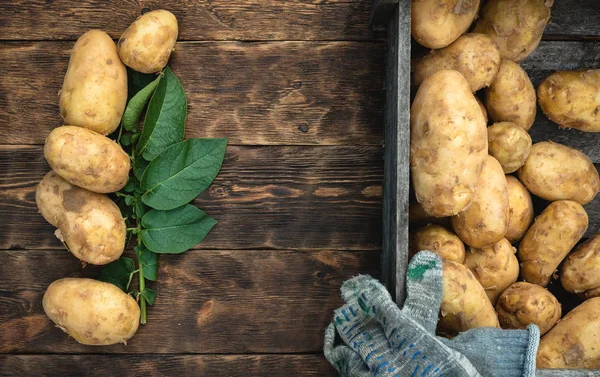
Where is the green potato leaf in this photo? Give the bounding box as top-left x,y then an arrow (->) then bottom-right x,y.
137,67 -> 187,161
134,158 -> 150,181
127,68 -> 156,100
122,75 -> 161,132
140,138 -> 227,210
98,257 -> 135,292
140,247 -> 158,281
142,288 -> 157,305
140,205 -> 217,254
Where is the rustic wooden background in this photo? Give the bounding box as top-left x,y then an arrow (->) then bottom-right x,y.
1,1 -> 600,376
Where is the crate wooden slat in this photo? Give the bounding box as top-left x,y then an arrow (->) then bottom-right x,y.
373,1 -> 600,375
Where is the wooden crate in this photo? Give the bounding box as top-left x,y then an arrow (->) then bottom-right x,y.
372,1 -> 600,375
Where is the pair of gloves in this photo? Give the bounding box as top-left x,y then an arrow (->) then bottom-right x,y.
324,251 -> 539,377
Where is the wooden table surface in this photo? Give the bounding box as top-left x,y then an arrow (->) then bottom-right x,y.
2,1 -> 600,376
0,1 -> 383,376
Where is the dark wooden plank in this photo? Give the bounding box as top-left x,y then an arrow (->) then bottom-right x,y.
519,41 -> 600,161
0,249 -> 379,353
544,1 -> 600,39
370,0 -> 399,27
381,2 -> 410,305
0,41 -> 384,146
0,145 -> 383,251
0,0 -> 378,42
1,355 -> 336,377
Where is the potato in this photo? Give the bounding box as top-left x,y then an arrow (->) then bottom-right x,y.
118,10 -> 178,74
496,282 -> 561,336
410,70 -> 488,217
476,97 -> 488,125
411,0 -> 480,49
487,122 -> 532,174
537,297 -> 600,369
36,171 -> 126,265
518,141 -> 600,205
43,278 -> 139,345
413,33 -> 501,92
518,200 -> 588,287
438,260 -> 500,335
59,30 -> 127,135
463,238 -> 519,305
485,60 -> 536,130
561,234 -> 600,300
44,126 -> 130,194
538,70 -> 600,132
451,156 -> 509,248
505,176 -> 534,244
473,0 -> 552,62
412,225 -> 465,263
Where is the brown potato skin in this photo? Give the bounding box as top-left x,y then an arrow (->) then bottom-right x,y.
438,260 -> 500,335
518,141 -> 600,205
518,200 -> 588,287
43,278 -> 140,346
473,0 -> 552,62
452,155 -> 509,248
487,122 -> 532,174
485,60 -> 537,130
464,238 -> 519,305
411,0 -> 480,49
59,30 -> 127,135
36,171 -> 126,265
538,70 -> 600,132
537,297 -> 600,369
505,176 -> 534,244
496,282 -> 561,336
44,126 -> 130,194
411,70 -> 488,217
561,234 -> 600,299
413,225 -> 465,263
118,10 -> 178,74
413,33 -> 501,92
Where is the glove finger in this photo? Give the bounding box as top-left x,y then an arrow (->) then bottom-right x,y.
324,322 -> 376,377
402,251 -> 444,334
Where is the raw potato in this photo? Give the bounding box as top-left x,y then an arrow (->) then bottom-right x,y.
487,122 -> 532,173
44,126 -> 130,194
36,171 -> 126,265
411,0 -> 480,49
411,70 -> 488,217
537,297 -> 600,369
413,33 -> 502,92
518,141 -> 600,205
438,260 -> 500,335
59,30 -> 127,135
463,238 -> 519,305
452,156 -> 509,248
476,97 -> 488,124
518,200 -> 588,287
561,234 -> 600,299
538,70 -> 600,132
496,282 -> 561,336
473,0 -> 552,62
118,10 -> 178,73
413,225 -> 465,263
485,60 -> 537,130
43,278 -> 140,346
505,176 -> 534,244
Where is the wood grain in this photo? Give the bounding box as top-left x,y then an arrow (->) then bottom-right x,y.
544,1 -> 600,39
0,249 -> 379,353
0,355 -> 336,377
0,0 -> 378,42
0,41 -> 384,146
0,145 -> 383,251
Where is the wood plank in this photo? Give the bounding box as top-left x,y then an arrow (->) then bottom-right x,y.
0,249 -> 379,353
0,145 -> 383,251
0,41 -> 384,146
520,41 -> 600,161
0,0 -> 378,42
544,1 -> 600,39
1,355 -> 336,377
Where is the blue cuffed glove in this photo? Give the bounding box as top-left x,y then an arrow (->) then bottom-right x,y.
324,251 -> 539,377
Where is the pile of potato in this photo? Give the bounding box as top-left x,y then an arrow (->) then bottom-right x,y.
35,10 -> 178,346
409,0 -> 600,369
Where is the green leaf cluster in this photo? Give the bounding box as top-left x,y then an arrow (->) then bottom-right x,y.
101,66 -> 227,324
